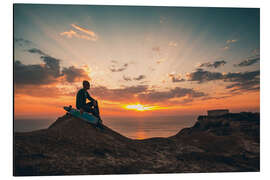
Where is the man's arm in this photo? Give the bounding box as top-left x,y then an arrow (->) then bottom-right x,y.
86,91 -> 95,102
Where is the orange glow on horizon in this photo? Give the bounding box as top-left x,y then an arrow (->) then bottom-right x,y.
14,90 -> 260,120
135,131 -> 147,140
123,103 -> 167,111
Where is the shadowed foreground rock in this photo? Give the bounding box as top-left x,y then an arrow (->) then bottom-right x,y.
14,112 -> 259,176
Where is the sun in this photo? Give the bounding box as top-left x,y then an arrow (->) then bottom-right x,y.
123,103 -> 161,111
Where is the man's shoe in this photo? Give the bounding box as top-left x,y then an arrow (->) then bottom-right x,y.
96,122 -> 104,130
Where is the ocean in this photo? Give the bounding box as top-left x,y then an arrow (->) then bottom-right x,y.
14,115 -> 197,139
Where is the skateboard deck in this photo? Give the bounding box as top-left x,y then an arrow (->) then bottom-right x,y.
63,106 -> 99,125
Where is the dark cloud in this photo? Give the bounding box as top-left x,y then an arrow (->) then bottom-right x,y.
123,75 -> 146,81
91,85 -> 148,102
89,85 -> 207,104
111,60 -> 118,63
224,70 -> 260,92
171,77 -> 185,83
14,59 -> 60,85
187,68 -> 260,93
168,73 -> 185,83
14,44 -> 91,98
198,60 -> 227,68
187,68 -> 224,83
110,63 -> 128,72
15,46 -> 62,85
225,80 -> 260,92
139,80 -> 150,84
133,75 -> 146,81
224,70 -> 259,83
123,75 -> 132,81
14,55 -> 90,85
234,56 -> 260,67
62,66 -> 90,83
28,48 -> 48,56
137,87 -> 207,103
40,56 -> 61,77
14,38 -> 32,46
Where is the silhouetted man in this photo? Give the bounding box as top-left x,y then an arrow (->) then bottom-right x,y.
76,80 -> 102,125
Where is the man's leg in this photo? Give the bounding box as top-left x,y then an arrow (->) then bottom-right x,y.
82,103 -> 92,113
86,101 -> 101,119
93,101 -> 101,119
87,101 -> 103,129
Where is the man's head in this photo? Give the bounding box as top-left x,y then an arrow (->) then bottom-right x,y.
83,80 -> 90,90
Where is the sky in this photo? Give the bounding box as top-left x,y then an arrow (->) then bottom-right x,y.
14,4 -> 260,120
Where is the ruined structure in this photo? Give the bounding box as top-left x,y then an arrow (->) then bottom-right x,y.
198,109 -> 229,121
207,109 -> 229,117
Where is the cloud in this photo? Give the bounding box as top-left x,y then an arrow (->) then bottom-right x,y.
14,50 -> 90,86
62,66 -> 91,83
186,68 -> 260,92
91,85 -> 148,102
186,68 -> 224,83
226,39 -> 238,44
224,70 -> 259,82
40,56 -> 61,77
123,75 -> 132,81
224,70 -> 260,92
110,63 -> 128,72
27,48 -> 48,56
139,80 -> 150,84
14,38 -> 33,47
14,58 -> 91,98
234,56 -> 260,67
225,80 -> 260,92
89,85 -> 206,104
60,30 -> 77,38
198,60 -> 227,69
123,75 -> 146,81
71,24 -> 98,40
14,58 -> 61,86
60,30 -> 97,41
133,75 -> 146,81
60,24 -> 98,41
223,39 -> 238,50
137,87 -> 207,103
168,73 -> 185,83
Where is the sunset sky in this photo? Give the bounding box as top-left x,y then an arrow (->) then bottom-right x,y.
14,4 -> 260,120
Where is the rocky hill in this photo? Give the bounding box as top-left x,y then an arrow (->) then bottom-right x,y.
14,112 -> 260,176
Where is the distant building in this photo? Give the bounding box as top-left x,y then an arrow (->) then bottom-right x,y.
207,109 -> 229,117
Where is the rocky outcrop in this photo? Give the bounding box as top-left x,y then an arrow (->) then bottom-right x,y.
14,112 -> 260,176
